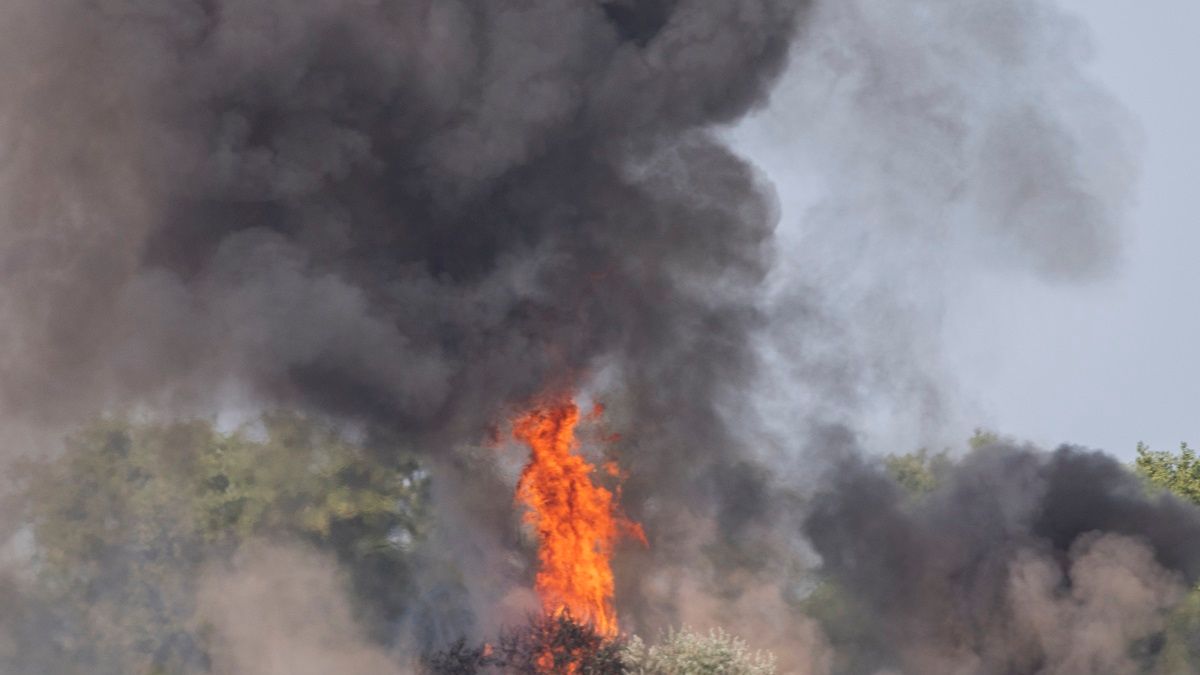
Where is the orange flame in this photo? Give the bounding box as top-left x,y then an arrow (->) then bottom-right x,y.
512,394 -> 646,638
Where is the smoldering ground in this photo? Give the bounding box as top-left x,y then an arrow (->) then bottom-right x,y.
0,0 -> 1173,673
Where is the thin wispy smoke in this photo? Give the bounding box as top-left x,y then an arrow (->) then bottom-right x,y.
0,0 -> 811,660
741,0 -> 1138,450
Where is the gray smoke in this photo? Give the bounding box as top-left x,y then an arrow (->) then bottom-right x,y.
0,0 -> 803,552
806,440 -> 1200,674
0,0 -> 1170,669
740,0 -> 1138,453
0,0 -> 803,436
646,0 -> 1147,653
0,0 -> 815,655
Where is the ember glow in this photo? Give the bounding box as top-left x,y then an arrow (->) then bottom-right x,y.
512,395 -> 646,637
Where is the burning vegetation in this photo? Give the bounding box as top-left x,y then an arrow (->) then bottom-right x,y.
0,0 -> 1170,673
512,396 -> 646,639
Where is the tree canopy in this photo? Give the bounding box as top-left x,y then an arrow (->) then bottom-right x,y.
1136,441 -> 1200,505
16,413 -> 429,674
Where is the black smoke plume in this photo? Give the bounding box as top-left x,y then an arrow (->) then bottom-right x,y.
0,0 -> 1161,669
807,440 -> 1200,674
0,0 -> 812,651
0,0 -> 802,440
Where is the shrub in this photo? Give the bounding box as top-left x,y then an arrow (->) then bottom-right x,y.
424,612 -> 626,674
621,627 -> 776,675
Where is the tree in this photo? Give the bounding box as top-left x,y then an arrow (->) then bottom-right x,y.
883,430 -> 1000,496
967,428 -> 1001,450
1135,442 -> 1200,505
882,447 -> 950,495
424,612 -> 627,675
1129,441 -> 1200,673
19,413 -> 429,674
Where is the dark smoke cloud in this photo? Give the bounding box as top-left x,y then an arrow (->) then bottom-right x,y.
0,0 -> 803,439
635,0 -> 1145,648
806,440 -> 1200,674
0,0 -> 811,650
0,0 -> 1156,665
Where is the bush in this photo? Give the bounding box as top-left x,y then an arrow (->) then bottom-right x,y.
621,627 -> 776,675
424,612 -> 626,675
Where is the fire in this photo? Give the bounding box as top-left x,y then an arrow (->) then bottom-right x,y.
512,394 -> 646,638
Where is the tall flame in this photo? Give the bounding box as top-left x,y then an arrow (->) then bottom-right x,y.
512,395 -> 645,637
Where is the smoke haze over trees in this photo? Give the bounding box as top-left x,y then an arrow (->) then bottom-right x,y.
6,415 -> 429,673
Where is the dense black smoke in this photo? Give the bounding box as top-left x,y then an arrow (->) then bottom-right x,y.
0,0 -> 812,603
0,0 -> 801,437
0,0 -> 814,652
0,0 -> 1165,670
806,440 -> 1200,674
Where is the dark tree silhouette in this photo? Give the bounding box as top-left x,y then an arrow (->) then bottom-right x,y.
424,612 -> 626,675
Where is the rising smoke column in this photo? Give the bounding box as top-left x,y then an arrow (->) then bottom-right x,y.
0,0 -> 802,559
0,0 -> 1159,667
0,0 -> 809,648
0,0 -> 803,438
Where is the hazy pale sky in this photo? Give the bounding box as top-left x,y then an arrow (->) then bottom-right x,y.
944,1 -> 1200,457
736,1 -> 1198,459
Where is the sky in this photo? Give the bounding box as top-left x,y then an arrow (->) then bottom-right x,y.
735,1 -> 1199,459
945,0 -> 1200,457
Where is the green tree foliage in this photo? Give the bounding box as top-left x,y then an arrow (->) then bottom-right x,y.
19,413 -> 429,674
1132,441 -> 1200,673
883,430 -> 997,496
1149,587 -> 1200,674
1135,442 -> 1200,505
882,447 -> 950,495
967,428 -> 1001,450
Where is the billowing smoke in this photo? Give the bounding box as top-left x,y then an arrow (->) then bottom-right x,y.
0,0 -> 807,582
806,440 -> 1200,674
196,543 -> 404,675
0,0 -> 799,442
0,0 -> 811,658
0,0 -> 1179,672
